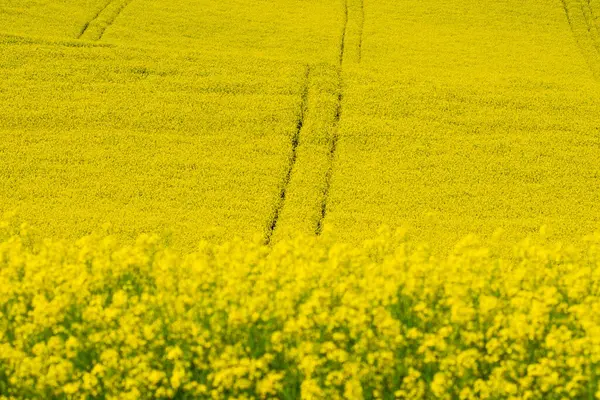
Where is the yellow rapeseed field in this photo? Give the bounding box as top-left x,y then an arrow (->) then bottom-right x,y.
0,36 -> 305,248
0,0 -> 108,38
2,0 -> 600,397
325,0 -> 600,251
3,0 -> 599,250
2,217 -> 600,399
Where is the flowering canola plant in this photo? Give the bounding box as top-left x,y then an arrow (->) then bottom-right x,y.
2,218 -> 600,399
3,1 -> 600,398
3,0 -> 600,253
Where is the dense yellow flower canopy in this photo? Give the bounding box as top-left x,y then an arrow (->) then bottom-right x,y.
2,0 -> 600,397
2,0 -> 599,252
1,218 -> 600,398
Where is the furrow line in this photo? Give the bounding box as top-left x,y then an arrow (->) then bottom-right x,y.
560,0 -> 600,78
316,0 -> 348,235
580,0 -> 600,52
561,0 -> 574,26
264,66 -> 311,245
316,85 -> 342,236
78,0 -> 134,41
358,0 -> 365,63
78,0 -> 112,39
339,0 -> 349,66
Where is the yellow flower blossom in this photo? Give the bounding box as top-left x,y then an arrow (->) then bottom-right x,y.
1,221 -> 600,398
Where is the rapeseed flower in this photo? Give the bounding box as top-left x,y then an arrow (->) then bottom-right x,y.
1,220 -> 600,398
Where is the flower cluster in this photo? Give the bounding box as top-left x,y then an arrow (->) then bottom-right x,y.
1,219 -> 600,399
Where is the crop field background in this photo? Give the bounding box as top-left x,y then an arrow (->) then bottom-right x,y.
2,0 -> 600,252
328,0 -> 600,251
2,0 -> 600,397
1,40 -> 306,248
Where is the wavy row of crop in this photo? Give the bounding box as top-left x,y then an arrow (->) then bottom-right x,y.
329,67 -> 600,252
2,219 -> 600,398
0,32 -> 112,48
357,0 -> 593,80
1,0 -> 360,249
322,0 -> 600,251
0,39 -> 306,250
0,0 -> 109,39
98,0 -> 344,63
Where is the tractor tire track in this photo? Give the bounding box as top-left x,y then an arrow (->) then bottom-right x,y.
268,0 -> 357,240
316,0 -> 348,235
315,80 -> 341,236
78,0 -> 112,39
580,0 -> 600,52
265,66 -> 311,245
339,0 -> 349,66
78,0 -> 134,41
358,0 -> 365,63
560,0 -> 600,78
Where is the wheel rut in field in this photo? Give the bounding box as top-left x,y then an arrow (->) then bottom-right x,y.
78,0 -> 111,39
339,0 -> 349,66
561,0 -> 600,78
316,0 -> 349,236
265,66 -> 311,245
315,82 -> 341,236
78,0 -> 134,41
342,0 -> 365,64
267,0 -> 363,242
358,0 -> 365,63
